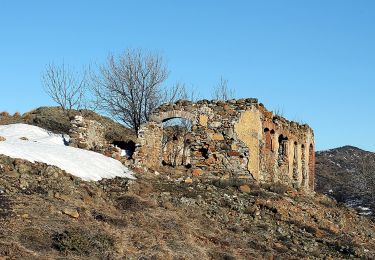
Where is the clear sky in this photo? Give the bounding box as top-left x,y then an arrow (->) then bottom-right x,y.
0,1 -> 374,152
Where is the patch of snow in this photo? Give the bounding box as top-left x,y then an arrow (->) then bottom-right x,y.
121,149 -> 133,157
0,124 -> 134,181
0,123 -> 67,145
344,199 -> 372,216
358,206 -> 371,211
345,199 -> 362,208
359,211 -> 372,216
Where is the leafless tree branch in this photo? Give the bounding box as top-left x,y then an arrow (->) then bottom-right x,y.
212,76 -> 234,101
42,63 -> 87,116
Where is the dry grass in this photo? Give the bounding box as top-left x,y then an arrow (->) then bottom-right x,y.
1,156 -> 375,259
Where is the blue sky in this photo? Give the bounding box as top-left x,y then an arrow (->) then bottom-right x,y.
0,1 -> 374,151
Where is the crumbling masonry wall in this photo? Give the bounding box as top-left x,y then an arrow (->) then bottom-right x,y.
69,115 -> 122,160
133,98 -> 315,191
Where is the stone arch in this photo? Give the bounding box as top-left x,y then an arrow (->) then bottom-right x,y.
137,109 -> 197,169
150,110 -> 196,124
159,114 -> 195,168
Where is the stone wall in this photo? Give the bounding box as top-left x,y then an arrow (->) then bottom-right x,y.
69,115 -> 122,161
134,98 -> 316,191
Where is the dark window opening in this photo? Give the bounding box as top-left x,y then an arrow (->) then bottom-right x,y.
292,141 -> 298,181
199,147 -> 209,159
113,140 -> 136,158
278,135 -> 288,165
264,128 -> 272,151
301,144 -> 307,186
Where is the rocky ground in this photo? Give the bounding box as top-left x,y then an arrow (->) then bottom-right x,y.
1,155 -> 375,259
316,146 -> 375,218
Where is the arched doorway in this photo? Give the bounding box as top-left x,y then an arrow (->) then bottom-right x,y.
161,117 -> 193,167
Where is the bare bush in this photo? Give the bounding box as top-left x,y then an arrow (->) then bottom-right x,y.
212,77 -> 234,100
42,63 -> 87,115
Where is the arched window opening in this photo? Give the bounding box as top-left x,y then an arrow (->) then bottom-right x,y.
270,130 -> 275,151
278,135 -> 288,165
292,141 -> 298,181
264,128 -> 272,151
301,144 -> 307,186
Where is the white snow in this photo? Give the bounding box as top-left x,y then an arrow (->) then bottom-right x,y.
0,124 -> 135,181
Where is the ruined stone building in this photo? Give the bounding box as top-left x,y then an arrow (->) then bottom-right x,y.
134,98 -> 315,191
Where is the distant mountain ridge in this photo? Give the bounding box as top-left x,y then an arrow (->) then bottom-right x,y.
315,145 -> 375,217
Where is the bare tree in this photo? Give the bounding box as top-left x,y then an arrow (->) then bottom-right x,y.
212,77 -> 234,100
42,63 -> 87,115
91,49 -> 184,134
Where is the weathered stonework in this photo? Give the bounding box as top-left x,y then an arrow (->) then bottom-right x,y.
69,116 -> 107,149
69,115 -> 122,160
134,98 -> 316,191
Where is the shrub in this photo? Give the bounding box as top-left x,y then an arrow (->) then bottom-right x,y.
116,195 -> 154,211
19,228 -> 51,252
52,228 -> 114,256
